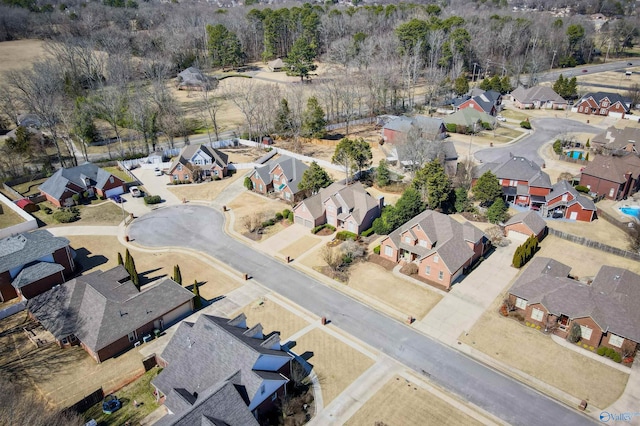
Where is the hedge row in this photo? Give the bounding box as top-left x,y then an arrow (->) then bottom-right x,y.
597,346 -> 622,363
144,195 -> 162,205
311,224 -> 336,234
361,228 -> 374,237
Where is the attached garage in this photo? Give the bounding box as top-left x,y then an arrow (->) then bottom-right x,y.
162,302 -> 193,328
104,187 -> 125,198
294,215 -> 313,228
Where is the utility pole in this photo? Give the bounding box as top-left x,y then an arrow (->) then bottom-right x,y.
472,62 -> 479,86
550,50 -> 557,70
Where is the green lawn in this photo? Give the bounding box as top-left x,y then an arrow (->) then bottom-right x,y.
9,178 -> 48,197
83,367 -> 161,426
103,167 -> 136,183
32,200 -> 125,226
500,108 -> 530,121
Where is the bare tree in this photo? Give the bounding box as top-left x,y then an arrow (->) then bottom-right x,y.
321,246 -> 342,272
227,79 -> 259,140
396,124 -> 444,177
198,80 -> 224,142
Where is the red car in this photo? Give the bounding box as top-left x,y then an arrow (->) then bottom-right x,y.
582,69 -> 588,73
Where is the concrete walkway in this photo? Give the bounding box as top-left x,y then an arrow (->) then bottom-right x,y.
47,225 -> 120,236
605,360 -> 640,418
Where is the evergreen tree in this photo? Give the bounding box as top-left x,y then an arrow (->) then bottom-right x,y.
454,187 -> 470,213
298,161 -> 333,195
376,159 -> 391,187
413,160 -> 451,210
351,138 -> 373,179
244,176 -> 253,191
206,24 -> 245,70
585,138 -> 590,148
568,322 -> 581,343
117,252 -> 123,266
193,280 -> 202,310
486,198 -> 508,224
284,37 -> 317,82
500,76 -> 512,94
125,249 -> 132,274
332,137 -> 355,183
173,265 -> 182,285
130,256 -> 140,290
585,152 -> 589,161
453,76 -> 469,96
473,171 -> 503,206
512,247 -> 522,268
301,97 -> 326,138
274,98 -> 293,137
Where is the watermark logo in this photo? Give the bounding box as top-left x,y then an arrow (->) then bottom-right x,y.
599,411 -> 640,423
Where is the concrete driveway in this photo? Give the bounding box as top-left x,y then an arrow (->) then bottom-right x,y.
131,167 -> 181,207
128,205 -> 595,426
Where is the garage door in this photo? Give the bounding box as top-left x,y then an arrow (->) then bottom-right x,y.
507,230 -> 529,243
294,215 -> 313,228
305,219 -> 312,228
104,187 -> 125,198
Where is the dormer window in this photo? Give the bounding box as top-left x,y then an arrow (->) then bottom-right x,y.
177,164 -> 183,171
601,101 -> 608,108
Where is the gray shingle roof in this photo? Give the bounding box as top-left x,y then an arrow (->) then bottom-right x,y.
592,126 -> 640,152
505,211 -> 547,236
39,163 -> 121,201
28,266 -> 193,353
12,261 -> 65,289
383,116 -> 445,139
509,259 -> 640,343
178,145 -> 229,170
251,155 -> 309,192
296,182 -> 380,226
443,108 -> 496,127
511,86 -> 566,105
546,180 -> 596,211
386,210 -> 487,274
0,230 -> 70,273
153,314 -> 291,422
474,153 -> 552,188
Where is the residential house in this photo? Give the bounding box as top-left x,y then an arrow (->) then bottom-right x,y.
504,211 -> 548,241
248,155 -> 309,203
543,180 -> 596,222
176,67 -> 216,91
591,126 -> 640,155
378,210 -> 490,290
267,58 -> 284,72
28,266 -> 194,363
293,182 -> 383,233
508,258 -> 640,356
167,144 -> 229,182
381,115 -> 447,144
457,90 -> 502,116
472,154 -> 552,210
0,230 -> 75,302
40,163 -> 125,207
574,92 -> 631,119
510,86 -> 567,110
443,108 -> 497,130
152,313 -> 293,425
579,154 -> 640,200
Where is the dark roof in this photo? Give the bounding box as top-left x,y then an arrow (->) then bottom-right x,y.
39,163 -> 122,201
509,259 -> 640,342
443,108 -> 496,127
546,180 -> 596,211
505,211 -> 547,235
474,153 -> 552,188
383,116 -> 445,138
12,261 -> 65,289
581,154 -> 640,184
0,230 -> 70,273
385,210 -> 486,274
153,314 -> 291,422
297,182 -> 380,226
462,90 -> 501,114
578,92 -> 631,112
28,266 -> 193,353
179,145 -> 229,170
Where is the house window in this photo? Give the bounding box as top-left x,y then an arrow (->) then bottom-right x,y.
285,192 -> 291,200
580,325 -> 593,340
433,255 -> 439,263
271,392 -> 278,402
61,337 -> 68,345
128,331 -> 137,342
259,184 -> 263,191
404,236 -> 411,244
531,308 -> 544,322
419,240 -> 427,247
214,170 -> 219,176
177,164 -> 183,171
602,101 -> 608,107
184,174 -> 189,181
109,176 -> 114,183
515,297 -> 527,309
609,188 -> 615,198
609,334 -> 624,348
425,265 -> 431,275
384,246 -> 393,256
173,175 -> 178,181
438,271 -> 443,280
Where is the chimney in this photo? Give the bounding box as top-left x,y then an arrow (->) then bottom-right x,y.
378,196 -> 385,212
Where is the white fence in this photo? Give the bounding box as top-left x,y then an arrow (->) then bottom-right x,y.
236,139 -> 346,173
0,301 -> 26,321
0,193 -> 38,239
228,163 -> 260,170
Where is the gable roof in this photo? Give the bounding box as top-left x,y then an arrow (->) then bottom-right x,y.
511,86 -> 566,104
546,180 -> 596,211
177,67 -> 215,89
510,259 -> 640,343
0,230 -> 70,273
153,314 -> 291,422
297,182 -> 380,225
474,153 -> 552,188
264,155 -> 308,192
171,144 -> 229,173
28,266 -> 194,353
268,58 -> 284,70
462,90 -> 501,114
581,154 -> 640,184
12,261 -> 65,289
504,211 -> 547,235
386,210 -> 486,274
443,108 -> 496,128
39,163 -> 122,201
592,126 -> 640,153
577,92 -> 631,112
383,115 -> 445,138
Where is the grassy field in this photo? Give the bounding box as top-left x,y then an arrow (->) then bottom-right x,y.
0,204 -> 25,228
278,236 -> 322,262
345,375 -> 484,426
9,178 -> 48,197
103,166 -> 136,183
31,200 -> 124,226
228,191 -> 291,236
500,108 -> 531,121
459,296 -> 629,409
167,172 -> 243,201
232,297 -> 311,341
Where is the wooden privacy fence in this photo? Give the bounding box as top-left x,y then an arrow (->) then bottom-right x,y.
547,227 -> 640,261
66,388 -> 104,413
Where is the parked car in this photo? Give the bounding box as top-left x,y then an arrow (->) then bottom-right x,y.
129,186 -> 142,197
154,168 -> 162,176
102,395 -> 121,414
110,194 -> 123,203
628,62 -> 633,66
582,69 -> 588,73
496,115 -> 506,122
552,210 -> 563,219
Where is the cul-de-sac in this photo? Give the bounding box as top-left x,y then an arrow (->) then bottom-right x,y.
1,3 -> 640,425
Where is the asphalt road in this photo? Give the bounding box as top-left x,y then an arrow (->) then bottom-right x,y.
474,118 -> 601,166
527,60 -> 634,85
129,205 -> 596,426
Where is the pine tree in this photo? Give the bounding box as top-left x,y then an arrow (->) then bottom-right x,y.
130,256 -> 140,290
301,97 -> 326,138
585,138 -> 590,148
274,98 -> 293,137
585,152 -> 589,161
376,159 -> 390,187
174,265 -> 182,285
117,252 -> 123,266
193,280 -> 202,310
125,249 -> 133,276
513,247 -> 522,268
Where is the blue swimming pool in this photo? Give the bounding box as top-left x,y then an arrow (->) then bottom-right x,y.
565,151 -> 584,159
619,206 -> 640,219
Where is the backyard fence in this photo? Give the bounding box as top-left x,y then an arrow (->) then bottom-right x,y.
325,116 -> 376,132
116,161 -> 141,186
557,155 -> 588,166
237,139 -> 345,173
0,301 -> 26,321
66,388 -> 104,413
547,227 -> 640,262
597,207 -> 637,235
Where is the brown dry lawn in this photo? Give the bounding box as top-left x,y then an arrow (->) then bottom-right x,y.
348,263 -> 442,321
0,40 -> 49,75
459,296 -> 628,409
32,200 -> 125,227
537,235 -> 640,278
167,172 -> 243,201
228,191 -> 290,234
293,328 -> 375,405
0,312 -> 145,408
345,375 -> 484,426
0,205 -> 25,228
67,235 -> 242,299
278,235 -> 322,261
545,217 -> 630,249
231,298 -> 310,340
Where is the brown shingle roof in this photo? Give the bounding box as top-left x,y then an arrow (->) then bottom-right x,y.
581,154 -> 640,184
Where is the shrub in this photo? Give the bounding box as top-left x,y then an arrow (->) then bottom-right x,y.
72,193 -> 81,203
445,123 -> 457,133
53,207 -> 80,223
244,176 -> 253,190
282,209 -> 291,218
361,228 -> 374,237
336,231 -> 357,241
400,262 -> 418,275
612,352 -> 622,363
575,185 -> 589,193
43,206 -> 52,214
481,121 -> 492,130
373,245 -> 380,255
597,346 -> 607,356
553,139 -> 563,155
144,195 -> 162,205
262,219 -> 275,227
275,212 -> 283,221
520,120 -> 532,129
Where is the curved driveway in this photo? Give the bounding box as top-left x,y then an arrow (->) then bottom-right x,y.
129,205 -> 595,426
475,118 -> 601,166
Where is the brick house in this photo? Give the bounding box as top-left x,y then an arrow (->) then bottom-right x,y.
378,210 -> 490,290
0,230 -> 75,302
504,211 -> 548,241
574,92 -> 630,119
152,313 -> 293,425
381,115 -> 447,144
28,266 -> 194,363
167,144 -> 229,183
247,156 -> 309,203
510,86 -> 567,110
543,180 -> 596,222
579,154 -> 640,200
457,90 -> 502,116
293,182 -> 383,233
472,154 -> 552,210
591,126 -> 640,155
508,258 -> 640,356
39,163 -> 125,207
